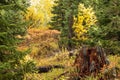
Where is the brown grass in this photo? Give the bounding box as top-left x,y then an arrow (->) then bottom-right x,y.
18,28 -> 61,59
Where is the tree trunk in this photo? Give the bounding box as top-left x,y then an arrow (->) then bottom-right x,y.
68,13 -> 74,50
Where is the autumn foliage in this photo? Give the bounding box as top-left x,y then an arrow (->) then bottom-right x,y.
73,4 -> 97,40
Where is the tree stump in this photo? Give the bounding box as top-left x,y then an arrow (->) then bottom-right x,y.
74,46 -> 110,79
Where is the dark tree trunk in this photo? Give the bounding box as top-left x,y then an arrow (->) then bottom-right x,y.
68,13 -> 74,50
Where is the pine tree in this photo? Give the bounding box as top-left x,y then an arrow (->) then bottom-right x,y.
50,0 -> 81,50
0,0 -> 35,79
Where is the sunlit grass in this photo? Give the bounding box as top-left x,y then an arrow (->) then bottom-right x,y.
40,69 -> 65,80
24,48 -> 75,80
22,28 -> 120,80
24,47 -> 120,80
108,55 -> 120,68
35,48 -> 74,67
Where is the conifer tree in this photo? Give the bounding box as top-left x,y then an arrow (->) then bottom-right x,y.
50,0 -> 81,50
0,0 -> 35,79
83,0 -> 120,54
101,0 -> 120,54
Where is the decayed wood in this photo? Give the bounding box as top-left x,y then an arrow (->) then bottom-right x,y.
74,46 -> 110,78
38,65 -> 65,73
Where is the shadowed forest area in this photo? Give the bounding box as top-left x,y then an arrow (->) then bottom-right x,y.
0,0 -> 120,80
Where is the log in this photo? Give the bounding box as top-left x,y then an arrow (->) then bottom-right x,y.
38,65 -> 65,73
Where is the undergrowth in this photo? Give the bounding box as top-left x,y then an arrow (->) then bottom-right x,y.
20,28 -> 120,80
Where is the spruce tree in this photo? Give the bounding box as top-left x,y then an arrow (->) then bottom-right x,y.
101,0 -> 120,54
0,0 -> 35,79
50,0 -> 81,50
83,0 -> 120,54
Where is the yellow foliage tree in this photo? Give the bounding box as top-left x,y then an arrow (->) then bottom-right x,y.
73,4 -> 97,40
25,0 -> 54,28
25,6 -> 44,21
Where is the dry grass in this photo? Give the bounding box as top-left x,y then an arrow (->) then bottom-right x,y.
18,28 -> 61,58
108,55 -> 120,68
24,48 -> 75,80
19,28 -> 120,80
100,55 -> 120,73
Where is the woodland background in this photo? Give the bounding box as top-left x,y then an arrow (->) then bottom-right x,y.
0,0 -> 120,80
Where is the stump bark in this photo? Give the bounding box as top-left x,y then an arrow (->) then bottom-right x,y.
74,46 -> 109,79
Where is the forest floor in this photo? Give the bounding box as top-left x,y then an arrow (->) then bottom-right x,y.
18,28 -> 120,80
